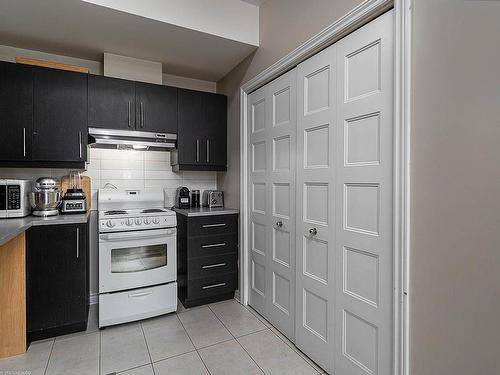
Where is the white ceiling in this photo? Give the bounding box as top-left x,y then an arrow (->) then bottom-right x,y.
0,0 -> 259,81
239,0 -> 267,6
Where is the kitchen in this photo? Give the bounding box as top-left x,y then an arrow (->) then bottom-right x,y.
1,1 -> 499,375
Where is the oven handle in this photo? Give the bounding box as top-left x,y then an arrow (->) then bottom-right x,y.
100,228 -> 176,241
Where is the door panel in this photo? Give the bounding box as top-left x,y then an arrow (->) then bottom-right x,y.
334,10 -> 394,375
296,45 -> 337,374
205,93 -> 227,166
177,89 -> 205,165
248,69 -> 297,340
135,82 -> 177,134
0,62 -> 33,161
32,67 -> 87,162
88,74 -> 135,130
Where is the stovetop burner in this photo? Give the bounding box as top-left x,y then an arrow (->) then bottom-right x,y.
104,210 -> 128,215
141,208 -> 166,213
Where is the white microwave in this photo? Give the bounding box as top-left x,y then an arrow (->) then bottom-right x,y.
0,179 -> 31,218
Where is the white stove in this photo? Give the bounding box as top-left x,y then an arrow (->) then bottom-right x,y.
97,189 -> 178,328
99,208 -> 176,232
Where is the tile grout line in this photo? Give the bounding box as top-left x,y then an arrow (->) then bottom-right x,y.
207,303 -> 267,375
42,338 -> 56,375
139,322 -> 156,375
174,312 -> 212,374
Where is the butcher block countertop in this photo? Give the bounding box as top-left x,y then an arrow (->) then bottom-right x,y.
0,212 -> 90,247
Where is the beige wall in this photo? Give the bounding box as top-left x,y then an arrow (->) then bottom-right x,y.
216,0 -> 365,207
409,1 -> 500,374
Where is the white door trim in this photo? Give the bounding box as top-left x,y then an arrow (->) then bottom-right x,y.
239,1 -> 412,374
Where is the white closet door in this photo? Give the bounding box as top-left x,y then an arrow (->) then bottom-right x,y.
248,68 -> 297,340
334,10 -> 394,375
248,83 -> 269,315
295,45 -> 337,374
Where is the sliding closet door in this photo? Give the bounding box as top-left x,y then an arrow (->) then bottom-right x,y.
248,68 -> 297,340
334,10 -> 394,375
295,44 -> 337,374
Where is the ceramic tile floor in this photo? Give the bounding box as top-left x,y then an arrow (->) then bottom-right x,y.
0,299 -> 327,375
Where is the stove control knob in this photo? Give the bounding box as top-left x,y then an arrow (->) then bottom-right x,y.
153,217 -> 160,225
106,220 -> 115,228
135,218 -> 142,225
144,217 -> 151,225
125,218 -> 133,226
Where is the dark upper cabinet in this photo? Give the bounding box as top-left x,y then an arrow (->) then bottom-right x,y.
27,222 -> 89,341
0,61 -> 33,162
172,89 -> 227,171
88,74 -> 135,130
175,89 -> 205,166
205,93 -> 227,167
136,82 -> 178,134
32,66 -> 87,163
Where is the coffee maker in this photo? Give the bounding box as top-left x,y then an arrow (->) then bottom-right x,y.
175,187 -> 190,209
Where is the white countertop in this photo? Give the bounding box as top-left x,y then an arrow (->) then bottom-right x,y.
0,212 -> 90,246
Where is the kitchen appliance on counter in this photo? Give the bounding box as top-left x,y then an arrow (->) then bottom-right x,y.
61,171 -> 86,214
175,186 -> 190,209
0,179 -> 31,218
191,190 -> 200,208
203,190 -> 224,208
98,189 -> 177,327
30,178 -> 61,217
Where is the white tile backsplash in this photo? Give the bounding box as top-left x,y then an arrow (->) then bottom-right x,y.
83,148 -> 217,208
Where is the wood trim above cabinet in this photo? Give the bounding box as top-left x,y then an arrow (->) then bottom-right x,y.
16,57 -> 89,74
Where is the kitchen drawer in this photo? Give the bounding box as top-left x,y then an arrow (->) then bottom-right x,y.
188,233 -> 238,258
188,214 -> 238,236
99,282 -> 177,327
188,253 -> 238,280
187,272 -> 237,300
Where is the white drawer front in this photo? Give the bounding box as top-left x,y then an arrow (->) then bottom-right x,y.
99,282 -> 177,327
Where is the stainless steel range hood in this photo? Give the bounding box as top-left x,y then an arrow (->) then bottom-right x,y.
88,128 -> 176,151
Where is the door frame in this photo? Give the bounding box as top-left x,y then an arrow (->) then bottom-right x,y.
238,1 -> 412,374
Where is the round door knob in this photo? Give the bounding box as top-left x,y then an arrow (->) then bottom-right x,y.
125,218 -> 133,226
153,217 -> 160,224
106,220 -> 115,228
144,217 -> 151,225
135,218 -> 142,225
309,228 -> 317,235
276,220 -> 283,228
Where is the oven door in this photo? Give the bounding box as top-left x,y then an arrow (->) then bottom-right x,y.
99,228 -> 176,293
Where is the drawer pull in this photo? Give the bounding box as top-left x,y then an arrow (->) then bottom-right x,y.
202,263 -> 226,269
201,242 -> 226,248
202,282 -> 226,290
202,223 -> 226,228
128,291 -> 152,298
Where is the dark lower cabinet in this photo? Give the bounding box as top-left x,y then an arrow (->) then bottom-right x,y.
27,222 -> 89,341
177,213 -> 238,308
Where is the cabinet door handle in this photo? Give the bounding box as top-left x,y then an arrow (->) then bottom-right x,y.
129,291 -> 153,298
196,139 -> 200,162
206,139 -> 210,163
79,131 -> 82,159
201,242 -> 226,248
202,282 -> 226,290
128,101 -> 131,127
76,227 -> 79,258
23,127 -> 26,157
202,262 -> 226,269
140,102 -> 144,128
202,223 -> 226,228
